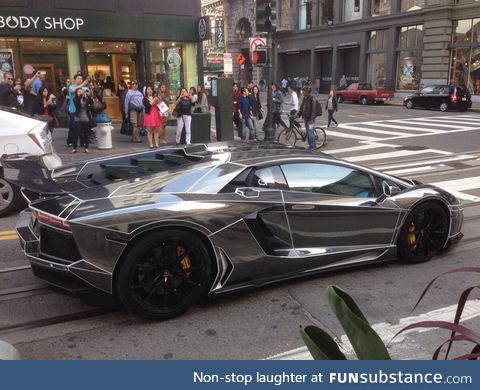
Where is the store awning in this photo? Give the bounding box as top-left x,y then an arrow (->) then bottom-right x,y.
314,45 -> 332,52
338,42 -> 360,49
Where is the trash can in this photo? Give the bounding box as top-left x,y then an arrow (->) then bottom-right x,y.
94,113 -> 113,149
191,112 -> 211,143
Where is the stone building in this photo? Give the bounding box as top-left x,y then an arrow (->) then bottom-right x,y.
223,0 -> 480,100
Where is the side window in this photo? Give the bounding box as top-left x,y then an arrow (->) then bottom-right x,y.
421,86 -> 435,94
251,166 -> 288,190
280,163 -> 376,197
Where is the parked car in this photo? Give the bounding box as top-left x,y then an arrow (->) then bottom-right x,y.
0,107 -> 62,217
404,85 -> 472,112
336,82 -> 394,105
2,143 -> 463,320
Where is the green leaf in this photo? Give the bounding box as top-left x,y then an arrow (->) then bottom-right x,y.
327,285 -> 391,360
300,325 -> 347,360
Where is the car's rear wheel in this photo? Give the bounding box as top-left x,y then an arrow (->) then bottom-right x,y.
397,202 -> 449,263
440,102 -> 448,112
117,230 -> 212,319
405,100 -> 414,109
0,177 -> 24,217
277,128 -> 297,146
360,96 -> 369,105
337,96 -> 343,103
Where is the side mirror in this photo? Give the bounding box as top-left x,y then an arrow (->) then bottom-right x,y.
377,181 -> 401,202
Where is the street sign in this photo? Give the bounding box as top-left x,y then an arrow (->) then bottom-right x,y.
236,53 -> 246,65
249,37 -> 267,52
224,52 -> 233,74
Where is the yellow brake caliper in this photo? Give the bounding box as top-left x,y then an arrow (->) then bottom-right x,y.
407,223 -> 417,250
177,245 -> 192,277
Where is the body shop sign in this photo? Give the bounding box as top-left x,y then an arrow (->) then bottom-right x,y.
0,16 -> 84,31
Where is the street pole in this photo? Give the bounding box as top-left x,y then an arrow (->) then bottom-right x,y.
263,30 -> 275,141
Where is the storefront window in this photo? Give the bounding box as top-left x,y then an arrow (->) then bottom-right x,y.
450,18 -> 480,95
150,41 -> 185,103
19,38 -> 69,93
367,53 -> 387,87
0,38 -> 20,81
371,0 -> 391,17
401,0 -> 424,12
396,25 -> 423,90
343,0 -> 362,22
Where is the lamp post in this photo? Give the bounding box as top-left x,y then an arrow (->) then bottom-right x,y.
235,22 -> 246,85
263,30 -> 275,141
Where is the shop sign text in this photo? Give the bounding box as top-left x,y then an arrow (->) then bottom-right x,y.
0,16 -> 84,31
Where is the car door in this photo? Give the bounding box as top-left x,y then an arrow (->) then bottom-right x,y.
279,162 -> 401,264
416,86 -> 435,108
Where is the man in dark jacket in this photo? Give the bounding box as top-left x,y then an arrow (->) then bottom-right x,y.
237,87 -> 254,141
299,86 -> 319,149
0,72 -> 18,108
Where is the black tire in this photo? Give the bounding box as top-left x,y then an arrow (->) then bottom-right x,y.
397,202 -> 449,264
116,230 -> 212,319
360,96 -> 369,105
0,176 -> 24,217
313,127 -> 327,149
405,100 -> 414,109
337,96 -> 343,103
276,128 -> 297,146
440,102 -> 448,112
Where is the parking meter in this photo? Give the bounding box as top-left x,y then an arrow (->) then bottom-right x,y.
209,77 -> 234,141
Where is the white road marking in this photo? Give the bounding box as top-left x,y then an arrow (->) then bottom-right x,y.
365,122 -> 446,133
338,124 -> 413,137
432,176 -> 480,201
325,129 -> 383,142
384,165 -> 435,175
268,299 -> 480,360
373,154 -> 475,170
346,149 -> 433,163
327,142 -> 397,155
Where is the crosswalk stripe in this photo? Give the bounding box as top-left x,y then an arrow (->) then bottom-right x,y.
327,142 -> 397,154
413,118 -> 480,126
432,176 -> 480,201
373,154 -> 475,170
364,122 -> 446,133
324,129 -> 383,141
345,149 -> 431,163
338,124 -> 412,137
388,119 -> 470,129
384,165 -> 435,175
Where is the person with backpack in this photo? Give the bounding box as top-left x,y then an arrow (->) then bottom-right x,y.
299,86 -> 321,149
124,80 -> 144,143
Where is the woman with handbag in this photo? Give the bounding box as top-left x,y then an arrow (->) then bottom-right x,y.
156,83 -> 170,143
195,84 -> 209,113
143,85 -> 161,148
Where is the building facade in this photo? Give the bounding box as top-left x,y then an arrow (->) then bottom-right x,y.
224,0 -> 480,100
0,0 -> 202,106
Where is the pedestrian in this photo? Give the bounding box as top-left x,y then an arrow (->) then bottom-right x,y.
298,86 -> 320,149
237,87 -> 254,141
0,72 -> 18,108
189,86 -> 198,112
339,75 -> 348,90
195,84 -> 209,113
72,87 -> 93,154
117,80 -> 128,123
143,85 -> 161,148
249,85 -> 262,140
281,77 -> 288,95
33,86 -> 57,134
259,79 -> 265,92
232,83 -> 241,130
14,78 -> 24,108
272,83 -> 285,130
326,88 -> 338,127
156,83 -> 170,143
67,73 -> 89,146
124,79 -> 144,143
175,87 -> 193,145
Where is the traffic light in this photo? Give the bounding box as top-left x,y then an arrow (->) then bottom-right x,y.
252,49 -> 267,66
255,0 -> 276,32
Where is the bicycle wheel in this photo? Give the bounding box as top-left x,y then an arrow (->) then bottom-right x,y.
277,128 -> 297,146
313,127 -> 327,149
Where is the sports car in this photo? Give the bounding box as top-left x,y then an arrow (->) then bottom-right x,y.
2,143 -> 463,319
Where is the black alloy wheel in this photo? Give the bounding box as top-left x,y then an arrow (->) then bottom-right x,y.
405,100 -> 414,109
397,202 -> 449,263
0,177 -> 24,218
117,230 -> 212,319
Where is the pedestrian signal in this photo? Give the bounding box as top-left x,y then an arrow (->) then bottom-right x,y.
252,49 -> 267,66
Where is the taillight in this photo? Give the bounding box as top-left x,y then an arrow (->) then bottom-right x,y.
32,210 -> 70,231
27,131 -> 45,151
451,93 -> 458,103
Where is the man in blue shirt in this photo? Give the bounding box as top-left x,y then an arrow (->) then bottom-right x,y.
237,87 -> 254,141
67,73 -> 89,146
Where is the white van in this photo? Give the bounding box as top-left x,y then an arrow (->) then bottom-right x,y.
0,107 -> 62,217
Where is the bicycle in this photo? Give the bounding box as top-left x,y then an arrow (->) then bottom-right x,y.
276,114 -> 326,149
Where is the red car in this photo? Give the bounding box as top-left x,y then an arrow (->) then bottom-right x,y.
337,82 -> 394,105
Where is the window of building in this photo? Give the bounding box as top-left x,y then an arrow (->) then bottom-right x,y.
371,0 -> 391,17
450,18 -> 480,95
320,0 -> 334,25
401,0 -> 425,12
279,0 -> 294,30
298,0 -> 314,30
343,0 -> 362,22
396,25 -> 423,90
367,30 -> 389,88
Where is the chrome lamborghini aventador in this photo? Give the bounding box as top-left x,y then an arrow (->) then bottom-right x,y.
2,143 -> 463,319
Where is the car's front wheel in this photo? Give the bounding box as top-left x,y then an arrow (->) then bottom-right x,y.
0,176 -> 24,217
360,96 -> 369,105
337,96 -> 343,103
405,100 -> 414,109
117,230 -> 213,319
440,102 -> 448,112
397,202 -> 449,263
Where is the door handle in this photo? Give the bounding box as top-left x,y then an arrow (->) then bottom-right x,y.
291,204 -> 315,210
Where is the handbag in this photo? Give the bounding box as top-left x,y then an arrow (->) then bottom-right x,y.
158,101 -> 170,116
258,109 -> 264,121
120,120 -> 133,136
